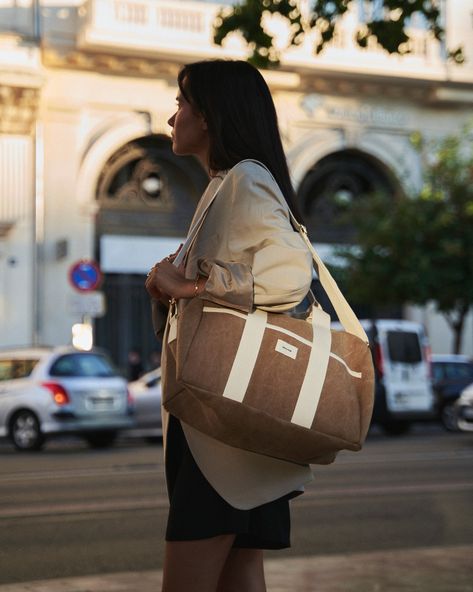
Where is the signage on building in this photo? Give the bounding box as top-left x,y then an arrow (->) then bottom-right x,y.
69,260 -> 102,292
300,94 -> 409,128
68,291 -> 106,318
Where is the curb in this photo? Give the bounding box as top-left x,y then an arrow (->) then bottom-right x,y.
1,545 -> 472,592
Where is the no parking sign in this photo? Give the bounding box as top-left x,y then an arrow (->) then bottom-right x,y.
69,260 -> 102,292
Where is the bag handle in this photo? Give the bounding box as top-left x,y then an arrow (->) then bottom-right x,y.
174,159 -> 368,344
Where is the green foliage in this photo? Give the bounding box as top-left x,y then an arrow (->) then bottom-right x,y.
335,123 -> 473,353
214,0 -> 464,68
214,0 -> 304,67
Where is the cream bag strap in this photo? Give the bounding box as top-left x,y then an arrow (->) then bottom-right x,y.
172,159 -> 369,345
290,216 -> 368,344
172,180 -> 225,269
242,159 -> 369,345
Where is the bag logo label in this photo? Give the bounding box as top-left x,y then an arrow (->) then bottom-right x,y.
275,339 -> 298,360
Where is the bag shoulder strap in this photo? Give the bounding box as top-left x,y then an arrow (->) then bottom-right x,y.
172,162 -> 253,267
242,159 -> 368,344
173,177 -> 226,268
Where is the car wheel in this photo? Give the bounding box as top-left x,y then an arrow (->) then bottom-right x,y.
381,420 -> 411,436
440,403 -> 459,432
85,431 -> 118,449
10,410 -> 44,451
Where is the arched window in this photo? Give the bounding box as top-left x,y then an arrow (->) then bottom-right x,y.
95,135 -> 208,237
297,149 -> 400,243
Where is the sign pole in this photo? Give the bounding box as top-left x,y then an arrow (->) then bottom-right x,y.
68,260 -> 104,350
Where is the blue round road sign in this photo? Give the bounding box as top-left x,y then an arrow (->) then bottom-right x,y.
69,260 -> 102,292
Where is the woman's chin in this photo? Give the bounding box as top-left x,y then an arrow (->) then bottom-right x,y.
171,143 -> 186,156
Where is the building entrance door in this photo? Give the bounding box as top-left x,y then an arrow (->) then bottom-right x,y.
93,135 -> 207,374
94,273 -> 157,377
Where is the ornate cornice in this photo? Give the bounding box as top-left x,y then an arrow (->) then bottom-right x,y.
0,85 -> 40,135
42,48 -> 181,79
299,74 -> 434,102
0,221 -> 15,238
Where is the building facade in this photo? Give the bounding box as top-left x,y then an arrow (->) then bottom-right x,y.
1,0 -> 473,369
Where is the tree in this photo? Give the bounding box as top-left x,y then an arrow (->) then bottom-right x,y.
213,0 -> 463,69
334,124 -> 473,354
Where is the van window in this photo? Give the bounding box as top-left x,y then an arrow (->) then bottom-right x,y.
387,331 -> 422,364
0,359 -> 38,381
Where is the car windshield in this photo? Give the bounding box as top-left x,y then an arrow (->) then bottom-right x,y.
49,353 -> 118,378
387,331 -> 422,364
0,359 -> 39,381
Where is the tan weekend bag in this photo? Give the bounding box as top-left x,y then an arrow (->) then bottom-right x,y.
162,161 -> 375,465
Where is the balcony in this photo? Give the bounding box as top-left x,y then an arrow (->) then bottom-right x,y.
2,0 -> 467,86
75,0 -> 451,80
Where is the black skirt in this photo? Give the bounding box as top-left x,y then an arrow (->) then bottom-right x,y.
165,415 -> 292,549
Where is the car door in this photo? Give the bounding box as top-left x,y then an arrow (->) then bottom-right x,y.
0,358 -> 46,435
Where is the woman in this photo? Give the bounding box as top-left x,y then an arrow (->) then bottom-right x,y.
146,60 -> 313,592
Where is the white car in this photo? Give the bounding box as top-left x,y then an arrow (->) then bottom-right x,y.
127,368 -> 162,440
456,383 -> 473,432
0,347 -> 133,451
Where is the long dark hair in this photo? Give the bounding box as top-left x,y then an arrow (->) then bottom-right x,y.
178,59 -> 302,221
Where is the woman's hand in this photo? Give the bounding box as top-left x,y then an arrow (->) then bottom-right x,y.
145,258 -> 191,300
145,253 -> 206,302
145,245 -> 182,303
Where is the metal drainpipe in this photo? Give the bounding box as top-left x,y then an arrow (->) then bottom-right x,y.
33,0 -> 41,43
32,120 -> 44,346
32,0 -> 44,345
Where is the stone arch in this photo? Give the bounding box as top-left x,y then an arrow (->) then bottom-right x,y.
287,128 -> 419,196
76,113 -> 152,210
296,146 -> 401,244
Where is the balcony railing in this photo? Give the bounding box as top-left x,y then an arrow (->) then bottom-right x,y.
79,0 -> 231,58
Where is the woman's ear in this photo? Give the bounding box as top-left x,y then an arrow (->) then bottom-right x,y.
200,115 -> 208,131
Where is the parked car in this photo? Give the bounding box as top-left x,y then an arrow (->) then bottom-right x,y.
361,319 -> 435,435
0,347 -> 133,451
455,383 -> 473,432
127,367 -> 162,441
431,354 -> 473,431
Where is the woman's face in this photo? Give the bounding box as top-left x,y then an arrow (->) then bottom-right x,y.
167,89 -> 209,165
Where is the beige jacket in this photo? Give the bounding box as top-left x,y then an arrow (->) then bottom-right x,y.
160,160 -> 314,510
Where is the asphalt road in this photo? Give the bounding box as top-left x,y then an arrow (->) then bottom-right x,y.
0,426 -> 472,585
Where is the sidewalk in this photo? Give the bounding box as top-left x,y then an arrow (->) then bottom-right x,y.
1,546 -> 472,592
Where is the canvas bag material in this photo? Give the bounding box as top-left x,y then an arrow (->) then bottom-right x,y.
162,160 -> 375,465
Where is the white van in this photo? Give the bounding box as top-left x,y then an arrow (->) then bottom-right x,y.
361,319 -> 435,434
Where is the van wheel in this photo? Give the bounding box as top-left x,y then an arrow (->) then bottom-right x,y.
85,431 -> 118,449
440,403 -> 459,432
10,410 -> 45,451
381,421 -> 410,436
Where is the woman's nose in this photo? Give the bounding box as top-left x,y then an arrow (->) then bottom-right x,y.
168,113 -> 175,127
